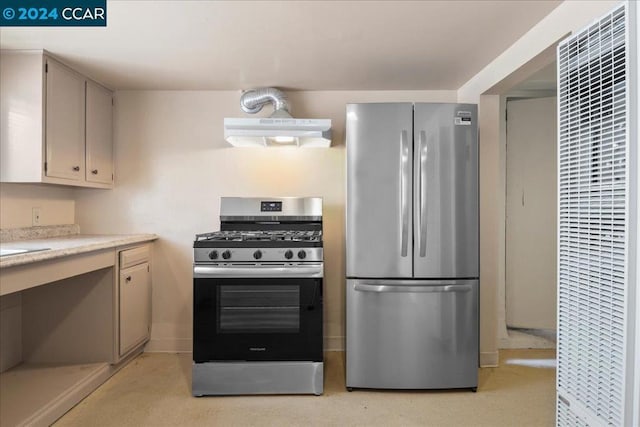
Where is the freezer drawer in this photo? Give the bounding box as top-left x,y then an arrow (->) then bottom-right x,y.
346,279 -> 478,390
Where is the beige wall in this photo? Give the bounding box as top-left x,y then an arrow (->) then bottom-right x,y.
0,292 -> 21,372
477,95 -> 501,366
74,90 -> 457,352
0,183 -> 75,229
505,96 -> 558,327
0,183 -> 75,372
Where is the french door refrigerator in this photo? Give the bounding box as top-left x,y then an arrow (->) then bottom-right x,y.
346,103 -> 479,391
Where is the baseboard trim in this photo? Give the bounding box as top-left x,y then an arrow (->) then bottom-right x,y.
480,351 -> 499,367
145,338 -> 191,353
499,329 -> 556,349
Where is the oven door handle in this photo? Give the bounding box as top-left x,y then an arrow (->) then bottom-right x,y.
193,264 -> 324,278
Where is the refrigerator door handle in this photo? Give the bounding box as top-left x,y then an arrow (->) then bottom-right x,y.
418,130 -> 428,257
353,283 -> 472,293
400,130 -> 410,257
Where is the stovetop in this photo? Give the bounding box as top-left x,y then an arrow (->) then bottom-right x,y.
197,230 -> 321,242
194,230 -> 323,248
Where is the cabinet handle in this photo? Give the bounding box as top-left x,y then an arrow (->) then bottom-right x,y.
92,169 -> 98,175
72,166 -> 80,172
126,276 -> 132,282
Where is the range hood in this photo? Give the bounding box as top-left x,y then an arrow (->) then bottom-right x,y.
224,88 -> 331,148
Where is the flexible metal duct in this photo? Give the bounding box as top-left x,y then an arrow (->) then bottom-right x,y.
240,87 -> 291,117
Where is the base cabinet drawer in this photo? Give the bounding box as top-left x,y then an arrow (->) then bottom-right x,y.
119,262 -> 151,356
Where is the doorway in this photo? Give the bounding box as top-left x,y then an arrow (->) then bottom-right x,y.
501,62 -> 558,348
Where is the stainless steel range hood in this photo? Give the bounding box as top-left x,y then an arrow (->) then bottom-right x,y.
224,88 -> 332,148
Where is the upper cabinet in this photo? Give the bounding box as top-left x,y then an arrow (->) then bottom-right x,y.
45,58 -> 86,182
0,50 -> 114,189
85,81 -> 114,185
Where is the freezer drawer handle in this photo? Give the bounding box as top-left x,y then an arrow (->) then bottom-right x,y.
399,130 -> 410,257
354,283 -> 471,293
418,130 -> 428,257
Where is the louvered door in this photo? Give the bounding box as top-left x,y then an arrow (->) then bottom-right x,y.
557,3 -> 636,426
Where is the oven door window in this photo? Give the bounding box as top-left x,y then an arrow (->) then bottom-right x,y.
193,277 -> 322,362
218,285 -> 300,333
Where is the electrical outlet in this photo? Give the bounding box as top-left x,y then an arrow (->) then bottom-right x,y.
32,207 -> 41,226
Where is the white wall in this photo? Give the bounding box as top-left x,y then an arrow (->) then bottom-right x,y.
74,90 -> 457,352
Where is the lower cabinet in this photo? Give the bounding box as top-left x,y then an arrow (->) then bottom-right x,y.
0,240 -> 155,427
118,245 -> 152,357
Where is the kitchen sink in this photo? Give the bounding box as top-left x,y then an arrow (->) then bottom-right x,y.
0,248 -> 50,257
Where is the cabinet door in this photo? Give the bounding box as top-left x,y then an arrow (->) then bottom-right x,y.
119,262 -> 151,355
86,81 -> 113,185
45,58 -> 85,181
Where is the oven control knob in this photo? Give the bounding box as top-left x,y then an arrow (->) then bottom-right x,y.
222,250 -> 231,260
284,250 -> 294,260
253,250 -> 262,260
208,250 -> 219,260
297,250 -> 307,259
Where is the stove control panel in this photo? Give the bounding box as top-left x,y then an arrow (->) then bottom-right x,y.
260,201 -> 282,212
194,247 -> 323,263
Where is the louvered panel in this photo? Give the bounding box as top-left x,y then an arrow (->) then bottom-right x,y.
558,396 -> 590,426
557,4 -> 629,427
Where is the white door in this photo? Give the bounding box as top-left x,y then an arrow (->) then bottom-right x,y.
85,81 -> 113,185
505,97 -> 557,330
45,58 -> 85,181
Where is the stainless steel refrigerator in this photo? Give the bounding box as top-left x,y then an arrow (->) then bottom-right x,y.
345,103 -> 479,391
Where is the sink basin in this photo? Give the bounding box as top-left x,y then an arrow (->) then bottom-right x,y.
0,248 -> 50,257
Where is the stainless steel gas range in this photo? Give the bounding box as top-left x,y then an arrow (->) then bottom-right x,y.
192,197 -> 324,396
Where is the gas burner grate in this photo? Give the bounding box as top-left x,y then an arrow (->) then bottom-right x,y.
195,230 -> 322,243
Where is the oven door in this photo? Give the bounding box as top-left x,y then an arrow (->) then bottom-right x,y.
193,264 -> 323,363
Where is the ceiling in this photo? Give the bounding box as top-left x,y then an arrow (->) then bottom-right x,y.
0,0 -> 563,91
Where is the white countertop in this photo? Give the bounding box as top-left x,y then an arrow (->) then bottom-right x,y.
0,234 -> 158,268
